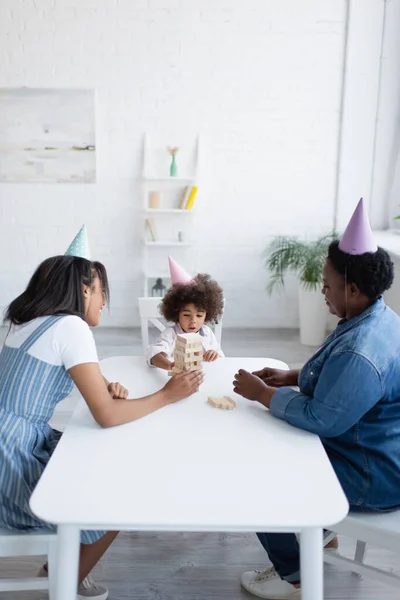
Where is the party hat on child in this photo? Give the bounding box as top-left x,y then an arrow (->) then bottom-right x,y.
65,224 -> 91,260
339,198 -> 377,255
168,255 -> 194,285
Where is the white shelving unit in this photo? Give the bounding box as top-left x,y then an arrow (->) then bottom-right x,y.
144,241 -> 193,247
141,134 -> 201,297
145,208 -> 197,215
142,177 -> 195,183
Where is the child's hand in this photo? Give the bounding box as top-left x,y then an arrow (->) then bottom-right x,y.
203,350 -> 219,362
108,381 -> 129,399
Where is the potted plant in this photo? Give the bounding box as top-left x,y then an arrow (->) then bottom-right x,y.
393,209 -> 400,234
263,233 -> 337,346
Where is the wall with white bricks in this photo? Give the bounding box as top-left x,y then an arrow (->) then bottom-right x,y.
0,0 -> 394,328
371,0 -> 400,229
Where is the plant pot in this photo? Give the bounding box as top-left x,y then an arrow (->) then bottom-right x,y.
298,286 -> 327,346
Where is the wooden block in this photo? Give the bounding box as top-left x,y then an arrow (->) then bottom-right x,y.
207,396 -> 236,410
168,366 -> 185,376
175,339 -> 202,347
175,345 -> 197,353
172,332 -> 203,380
175,363 -> 201,372
168,365 -> 202,376
176,333 -> 202,345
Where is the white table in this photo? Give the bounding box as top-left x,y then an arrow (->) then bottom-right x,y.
30,356 -> 348,600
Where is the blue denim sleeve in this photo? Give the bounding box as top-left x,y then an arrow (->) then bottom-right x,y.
269,351 -> 382,437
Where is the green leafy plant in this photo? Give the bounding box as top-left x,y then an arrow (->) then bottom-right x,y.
263,233 -> 337,294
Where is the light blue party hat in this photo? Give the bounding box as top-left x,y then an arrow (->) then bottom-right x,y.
65,224 -> 90,259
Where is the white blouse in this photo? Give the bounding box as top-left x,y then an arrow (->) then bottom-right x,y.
146,323 -> 224,365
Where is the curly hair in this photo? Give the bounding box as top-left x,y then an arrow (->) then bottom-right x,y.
327,240 -> 394,300
160,273 -> 224,323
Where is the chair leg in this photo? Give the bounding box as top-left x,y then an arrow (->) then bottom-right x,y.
141,319 -> 149,356
355,540 -> 367,563
48,539 -> 58,600
352,540 -> 367,577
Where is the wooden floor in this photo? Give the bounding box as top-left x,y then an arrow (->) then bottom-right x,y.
0,327 -> 399,599
1,532 -> 400,599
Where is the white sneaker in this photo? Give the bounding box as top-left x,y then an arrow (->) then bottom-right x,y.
78,575 -> 108,600
38,567 -> 108,600
241,566 -> 301,599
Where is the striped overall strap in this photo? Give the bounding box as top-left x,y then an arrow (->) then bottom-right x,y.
19,315 -> 66,352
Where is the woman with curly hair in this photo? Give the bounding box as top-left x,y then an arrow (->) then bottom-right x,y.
233,199 -> 400,599
147,259 -> 224,370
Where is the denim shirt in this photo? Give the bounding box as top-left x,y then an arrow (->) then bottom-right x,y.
270,297 -> 400,510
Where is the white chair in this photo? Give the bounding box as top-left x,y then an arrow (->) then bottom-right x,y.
323,510 -> 400,587
0,527 -> 57,595
137,297 -> 225,356
138,297 -> 166,355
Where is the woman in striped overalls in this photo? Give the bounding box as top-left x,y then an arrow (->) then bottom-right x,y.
0,255 -> 202,600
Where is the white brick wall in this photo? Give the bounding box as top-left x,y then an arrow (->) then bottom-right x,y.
371,0 -> 400,229
0,0 -> 375,327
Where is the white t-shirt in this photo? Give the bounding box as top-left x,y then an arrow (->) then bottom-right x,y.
5,315 -> 98,370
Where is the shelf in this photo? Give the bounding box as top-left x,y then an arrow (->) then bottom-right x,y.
145,208 -> 196,215
142,134 -> 200,298
142,177 -> 196,183
143,240 -> 194,247
144,272 -> 170,279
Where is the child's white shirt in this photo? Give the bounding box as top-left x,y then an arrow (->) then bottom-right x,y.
146,323 -> 224,365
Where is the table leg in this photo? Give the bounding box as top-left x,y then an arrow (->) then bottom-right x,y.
47,536 -> 57,600
300,527 -> 323,600
55,525 -> 80,600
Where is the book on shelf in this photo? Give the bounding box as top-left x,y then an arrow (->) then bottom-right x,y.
145,218 -> 158,241
179,186 -> 191,210
185,186 -> 198,210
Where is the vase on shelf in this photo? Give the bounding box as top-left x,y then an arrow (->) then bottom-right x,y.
167,146 -> 179,177
170,154 -> 177,177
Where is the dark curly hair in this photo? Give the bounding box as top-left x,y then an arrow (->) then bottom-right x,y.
160,273 -> 224,323
327,240 -> 394,300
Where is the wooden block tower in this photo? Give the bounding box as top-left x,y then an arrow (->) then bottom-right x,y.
169,333 -> 203,375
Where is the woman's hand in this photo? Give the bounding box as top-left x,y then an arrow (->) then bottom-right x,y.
163,370 -> 204,403
203,350 -> 219,362
107,382 -> 129,399
252,368 -> 299,387
233,369 -> 276,408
